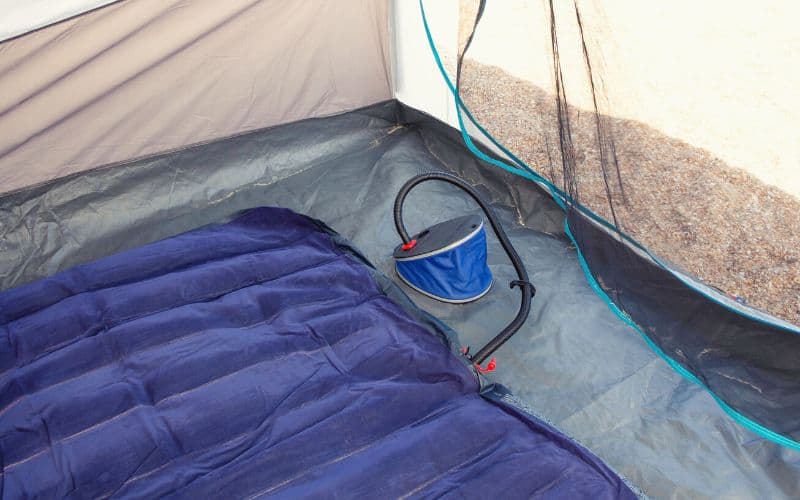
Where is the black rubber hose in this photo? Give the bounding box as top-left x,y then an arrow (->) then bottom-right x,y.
393,172 -> 535,365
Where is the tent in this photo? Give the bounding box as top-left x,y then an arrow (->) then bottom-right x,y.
0,1 -> 798,497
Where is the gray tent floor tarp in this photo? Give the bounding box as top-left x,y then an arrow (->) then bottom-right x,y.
1,101 -> 798,498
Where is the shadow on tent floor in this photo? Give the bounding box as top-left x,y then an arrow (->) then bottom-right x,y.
1,100 -> 797,498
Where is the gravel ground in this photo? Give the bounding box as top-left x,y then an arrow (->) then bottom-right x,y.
459,59 -> 800,325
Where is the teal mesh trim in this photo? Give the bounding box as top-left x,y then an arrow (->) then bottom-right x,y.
419,0 -> 800,451
564,222 -> 800,452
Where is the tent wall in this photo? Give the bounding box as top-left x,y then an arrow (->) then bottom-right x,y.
391,0 -> 458,127
0,0 -> 391,195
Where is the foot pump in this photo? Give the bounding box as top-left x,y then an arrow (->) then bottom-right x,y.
392,172 -> 535,370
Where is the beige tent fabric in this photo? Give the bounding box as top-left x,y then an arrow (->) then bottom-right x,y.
0,0 -> 391,194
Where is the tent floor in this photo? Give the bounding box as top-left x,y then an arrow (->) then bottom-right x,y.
1,101 -> 797,498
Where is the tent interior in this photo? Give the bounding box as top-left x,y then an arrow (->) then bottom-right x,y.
1,1 -> 799,498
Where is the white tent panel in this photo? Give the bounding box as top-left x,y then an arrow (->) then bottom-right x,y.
392,0 -> 458,127
0,0 -> 117,42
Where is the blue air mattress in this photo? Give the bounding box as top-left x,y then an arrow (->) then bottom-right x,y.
0,207 -> 634,499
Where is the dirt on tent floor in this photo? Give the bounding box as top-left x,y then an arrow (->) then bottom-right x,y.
459,59 -> 800,326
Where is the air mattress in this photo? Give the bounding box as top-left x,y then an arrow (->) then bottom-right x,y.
0,207 -> 634,499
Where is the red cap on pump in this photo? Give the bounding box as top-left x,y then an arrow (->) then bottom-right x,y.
401,239 -> 417,251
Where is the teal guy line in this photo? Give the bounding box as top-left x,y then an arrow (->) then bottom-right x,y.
418,0 -> 800,452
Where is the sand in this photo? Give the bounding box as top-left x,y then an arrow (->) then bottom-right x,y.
453,0 -> 800,325
459,59 -> 800,325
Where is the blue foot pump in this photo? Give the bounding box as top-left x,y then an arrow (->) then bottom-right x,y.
393,172 -> 536,368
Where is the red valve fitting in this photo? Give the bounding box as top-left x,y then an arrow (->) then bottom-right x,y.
475,358 -> 497,373
401,239 -> 417,251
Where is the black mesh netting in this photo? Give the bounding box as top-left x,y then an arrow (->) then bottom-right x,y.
451,0 -> 800,457
456,0 -> 800,326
